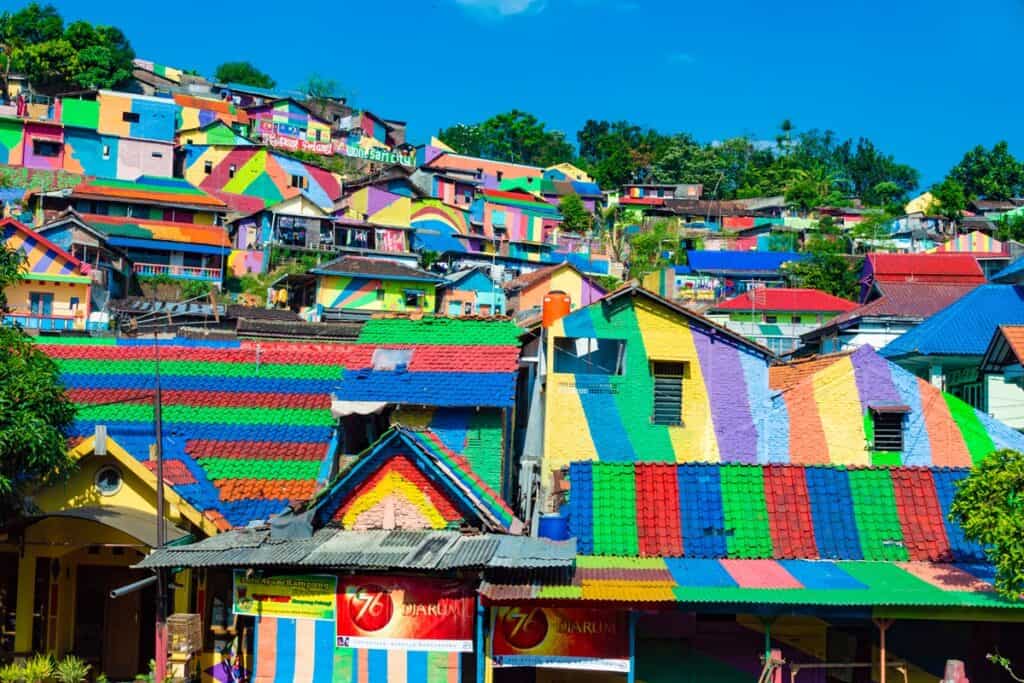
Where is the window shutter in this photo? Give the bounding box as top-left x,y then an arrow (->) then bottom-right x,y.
872,413 -> 904,451
652,361 -> 685,426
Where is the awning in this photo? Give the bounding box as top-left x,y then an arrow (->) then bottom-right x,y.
30,506 -> 188,548
479,557 -> 1023,612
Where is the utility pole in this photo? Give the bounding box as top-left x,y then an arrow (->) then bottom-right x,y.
153,330 -> 168,683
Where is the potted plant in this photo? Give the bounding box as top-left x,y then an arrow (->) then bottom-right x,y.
53,657 -> 89,683
22,655 -> 52,683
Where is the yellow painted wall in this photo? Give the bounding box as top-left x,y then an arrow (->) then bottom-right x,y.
315,274 -> 435,312
344,187 -> 411,226
4,279 -> 90,329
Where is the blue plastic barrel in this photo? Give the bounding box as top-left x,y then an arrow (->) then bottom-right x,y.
537,513 -> 570,541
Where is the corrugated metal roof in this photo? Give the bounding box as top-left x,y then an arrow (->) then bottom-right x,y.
686,250 -> 808,274
881,284 -> 1024,358
136,528 -> 573,571
479,558 -> 1022,610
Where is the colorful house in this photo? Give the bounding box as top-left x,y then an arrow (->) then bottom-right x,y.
310,256 -> 441,317
643,251 -> 809,303
1,218 -> 92,330
483,285 -> 1024,682
532,285 -> 1024,476
505,262 -> 606,321
881,284 -> 1024,429
173,93 -> 250,138
246,99 -> 333,155
707,287 -> 858,355
182,144 -> 342,214
436,266 -> 505,316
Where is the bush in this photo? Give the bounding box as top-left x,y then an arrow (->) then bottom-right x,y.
53,657 -> 90,683
0,662 -> 24,683
22,654 -> 53,683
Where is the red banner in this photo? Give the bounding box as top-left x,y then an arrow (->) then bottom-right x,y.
336,576 -> 474,652
491,606 -> 630,672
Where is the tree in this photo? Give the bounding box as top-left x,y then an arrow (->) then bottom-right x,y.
627,220 -> 677,281
214,61 -> 276,89
948,142 -> 1024,201
0,4 -> 133,94
438,111 -> 574,167
995,214 -> 1024,243
558,194 -> 592,233
950,449 -> 1024,600
931,178 -> 967,223
436,123 -> 486,156
0,245 -> 76,521
578,120 -> 668,188
301,73 -> 342,100
785,252 -> 860,299
785,166 -> 845,212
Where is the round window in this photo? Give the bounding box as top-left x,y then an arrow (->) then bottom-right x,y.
94,465 -> 123,496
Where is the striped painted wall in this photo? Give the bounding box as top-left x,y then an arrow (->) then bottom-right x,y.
543,295 -> 1024,471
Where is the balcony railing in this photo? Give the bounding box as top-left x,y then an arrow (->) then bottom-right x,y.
133,262 -> 222,282
3,313 -> 80,331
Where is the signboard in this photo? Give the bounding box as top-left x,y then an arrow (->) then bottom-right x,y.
232,571 -> 337,621
336,576 -> 474,652
258,127 -> 416,166
491,606 -> 630,673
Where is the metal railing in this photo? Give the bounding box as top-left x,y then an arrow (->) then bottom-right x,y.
133,262 -> 222,281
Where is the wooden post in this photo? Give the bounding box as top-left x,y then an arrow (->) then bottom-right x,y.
874,619 -> 893,683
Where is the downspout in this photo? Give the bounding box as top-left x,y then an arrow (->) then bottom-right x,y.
475,596 -> 485,683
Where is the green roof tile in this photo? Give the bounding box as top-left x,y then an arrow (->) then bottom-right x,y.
356,317 -> 521,346
720,465 -> 772,559
848,469 -> 908,561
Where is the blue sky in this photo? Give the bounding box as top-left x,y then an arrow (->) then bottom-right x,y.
19,0 -> 1024,186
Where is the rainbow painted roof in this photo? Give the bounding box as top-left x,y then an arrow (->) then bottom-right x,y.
80,213 -> 231,249
43,318 -> 523,529
479,557 -> 1010,609
335,316 -> 522,409
567,462 -> 982,562
65,175 -> 227,210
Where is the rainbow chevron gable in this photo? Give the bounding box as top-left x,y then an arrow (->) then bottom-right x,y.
310,428 -> 518,532
544,294 -> 1024,469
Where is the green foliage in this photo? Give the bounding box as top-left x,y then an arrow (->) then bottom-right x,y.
948,141 -> 1024,201
995,214 -> 1024,243
1,243 -> 27,311
438,110 -> 574,167
0,323 -> 77,519
627,220 -> 677,281
578,120 -> 669,188
931,178 -> 967,222
0,662 -> 23,683
0,3 -> 135,93
214,61 -> 276,89
300,73 -> 342,100
282,149 -> 360,178
22,654 -> 53,683
53,656 -> 90,683
180,279 -> 212,300
558,193 -> 592,233
595,275 -> 622,292
987,653 -> 1024,682
950,449 -> 1024,600
785,227 -> 861,299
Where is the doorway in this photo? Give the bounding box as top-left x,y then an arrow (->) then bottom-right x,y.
75,566 -> 153,680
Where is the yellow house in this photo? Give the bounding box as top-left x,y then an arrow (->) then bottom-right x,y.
2,218 -> 92,331
0,434 -> 215,678
312,255 -> 440,315
545,162 -> 594,183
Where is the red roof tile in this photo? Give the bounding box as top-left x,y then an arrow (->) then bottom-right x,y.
713,288 -> 858,313
867,253 -> 986,284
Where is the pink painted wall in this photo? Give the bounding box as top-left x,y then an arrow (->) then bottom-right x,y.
116,139 -> 174,180
22,122 -> 64,170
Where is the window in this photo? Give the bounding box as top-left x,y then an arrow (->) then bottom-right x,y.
94,465 -> 122,496
652,361 -> 687,426
553,337 -> 626,375
228,164 -> 236,178
290,174 -> 307,189
790,315 -> 801,324
186,138 -> 193,145
404,289 -> 425,308
101,144 -> 111,160
203,161 -> 213,174
69,297 -> 79,311
764,315 -> 778,324
464,302 -> 473,315
32,139 -> 61,157
870,406 -> 907,451
29,292 -> 53,316
151,151 -> 163,158
122,111 -> 140,123
371,348 -> 413,370
314,129 -> 321,141
375,287 -> 385,301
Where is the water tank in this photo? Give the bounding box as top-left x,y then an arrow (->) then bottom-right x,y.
537,513 -> 570,541
542,290 -> 571,328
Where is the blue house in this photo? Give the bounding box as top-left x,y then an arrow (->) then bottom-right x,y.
436,266 -> 505,316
